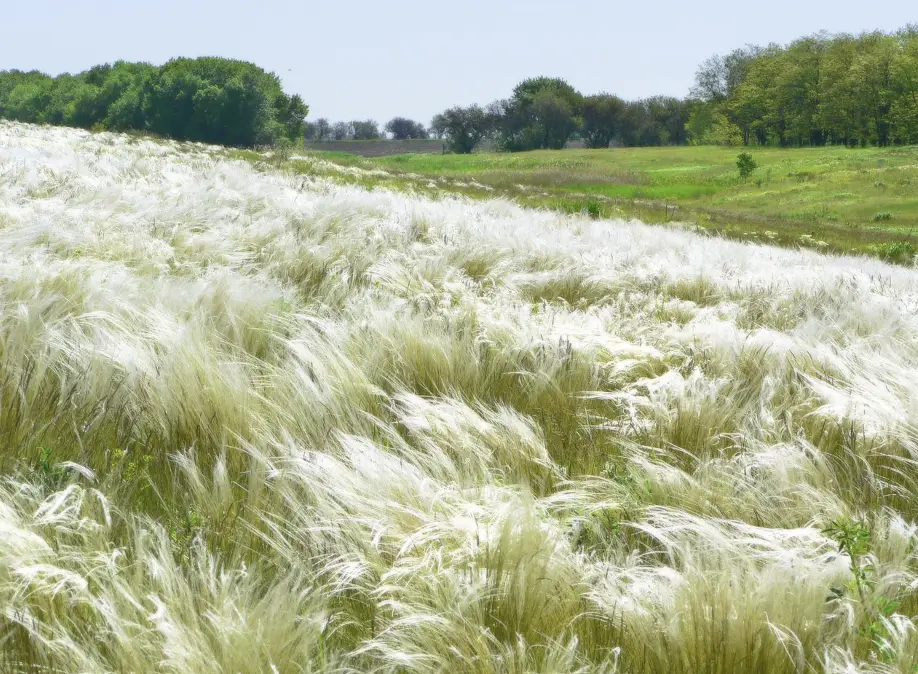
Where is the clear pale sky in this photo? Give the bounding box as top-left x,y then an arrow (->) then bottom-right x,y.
1,1 -> 914,126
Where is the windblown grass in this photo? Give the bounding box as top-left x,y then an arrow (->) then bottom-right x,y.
3,120 -> 918,672
323,145 -> 918,261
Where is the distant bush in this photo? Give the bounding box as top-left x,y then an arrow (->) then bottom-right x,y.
351,119 -> 381,140
271,136 -> 295,164
430,105 -> 494,154
385,117 -> 428,140
873,241 -> 915,263
736,152 -> 758,179
305,117 -> 332,141
585,199 -> 603,219
332,121 -> 353,140
873,211 -> 893,222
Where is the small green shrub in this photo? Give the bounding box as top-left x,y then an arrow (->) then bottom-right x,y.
551,198 -> 603,219
872,211 -> 892,222
736,152 -> 758,180
823,518 -> 905,663
872,241 -> 915,263
272,137 -> 295,164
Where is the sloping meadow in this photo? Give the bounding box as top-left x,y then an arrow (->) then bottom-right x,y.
2,121 -> 918,673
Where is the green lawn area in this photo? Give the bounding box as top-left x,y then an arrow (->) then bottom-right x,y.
318,145 -> 918,262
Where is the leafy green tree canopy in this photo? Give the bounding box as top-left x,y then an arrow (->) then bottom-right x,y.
496,77 -> 584,151
430,105 -> 493,154
581,94 -> 625,148
385,117 -> 428,140
0,57 -> 308,147
351,119 -> 380,140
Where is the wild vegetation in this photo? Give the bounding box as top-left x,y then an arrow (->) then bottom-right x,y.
427,82 -> 691,154
326,143 -> 918,261
5,120 -> 918,673
384,117 -> 428,140
419,26 -> 918,154
374,26 -> 915,156
0,57 -> 307,146
306,118 -> 429,142
689,26 -> 918,147
4,25 -> 916,158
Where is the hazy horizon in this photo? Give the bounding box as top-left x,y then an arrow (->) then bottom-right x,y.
2,0 -> 915,126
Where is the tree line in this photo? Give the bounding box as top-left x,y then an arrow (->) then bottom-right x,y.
306,81 -> 690,154
688,25 -> 918,147
397,25 -> 918,153
423,79 -> 691,154
305,117 -> 430,141
0,57 -> 308,147
3,24 -> 916,152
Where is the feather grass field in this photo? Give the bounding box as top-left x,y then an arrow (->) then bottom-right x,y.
3,121 -> 918,672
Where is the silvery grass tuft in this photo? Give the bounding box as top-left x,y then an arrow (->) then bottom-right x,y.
2,120 -> 918,672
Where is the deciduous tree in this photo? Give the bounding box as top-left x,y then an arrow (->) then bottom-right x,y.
350,119 -> 380,140
496,77 -> 583,151
581,93 -> 624,148
430,105 -> 492,154
385,116 -> 428,139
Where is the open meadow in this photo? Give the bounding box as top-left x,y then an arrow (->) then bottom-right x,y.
5,121 -> 918,673
320,144 -> 918,262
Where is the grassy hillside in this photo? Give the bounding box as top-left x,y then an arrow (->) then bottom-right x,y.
325,144 -> 918,261
5,121 -> 918,672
